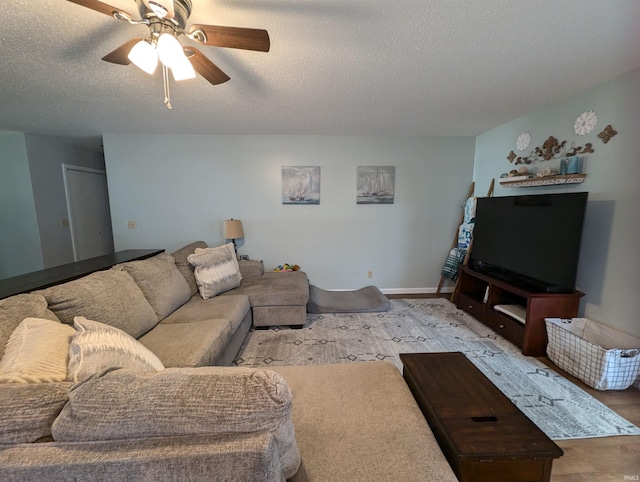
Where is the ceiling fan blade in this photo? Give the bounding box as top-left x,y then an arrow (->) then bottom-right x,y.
189,25 -> 270,52
185,47 -> 230,85
102,38 -> 144,65
67,0 -> 134,19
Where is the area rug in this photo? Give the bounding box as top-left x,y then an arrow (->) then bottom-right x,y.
234,298 -> 640,440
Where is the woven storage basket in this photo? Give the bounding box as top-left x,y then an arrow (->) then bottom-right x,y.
545,318 -> 640,390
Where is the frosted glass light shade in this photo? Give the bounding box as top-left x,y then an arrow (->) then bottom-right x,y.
128,40 -> 158,75
171,54 -> 196,81
157,33 -> 185,69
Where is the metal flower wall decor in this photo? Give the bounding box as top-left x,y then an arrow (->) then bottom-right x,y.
507,135 -> 594,165
507,109 -> 618,165
574,111 -> 598,136
516,132 -> 531,151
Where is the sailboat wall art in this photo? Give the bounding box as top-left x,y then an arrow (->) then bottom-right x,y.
357,166 -> 395,204
282,166 -> 321,205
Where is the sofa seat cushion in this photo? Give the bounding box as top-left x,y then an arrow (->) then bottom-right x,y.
171,241 -> 208,297
120,252 -> 191,322
162,295 -> 250,332
0,382 -> 72,443
138,319 -> 233,367
223,272 -> 309,307
0,293 -> 60,359
51,367 -> 300,479
274,362 -> 458,482
0,318 -> 75,383
39,267 -> 157,339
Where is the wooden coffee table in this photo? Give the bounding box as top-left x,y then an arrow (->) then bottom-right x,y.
400,352 -> 563,482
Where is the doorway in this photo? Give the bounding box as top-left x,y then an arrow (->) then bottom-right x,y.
62,164 -> 115,261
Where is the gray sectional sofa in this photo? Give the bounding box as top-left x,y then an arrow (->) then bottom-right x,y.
0,241 -> 456,481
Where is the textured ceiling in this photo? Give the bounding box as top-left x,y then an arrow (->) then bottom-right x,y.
1,0 -> 639,150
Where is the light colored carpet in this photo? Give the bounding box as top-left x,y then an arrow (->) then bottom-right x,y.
235,298 -> 640,440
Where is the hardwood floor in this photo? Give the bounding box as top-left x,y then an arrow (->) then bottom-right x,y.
394,293 -> 640,480
538,358 -> 640,481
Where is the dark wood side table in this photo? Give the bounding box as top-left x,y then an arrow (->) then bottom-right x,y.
400,352 -> 563,482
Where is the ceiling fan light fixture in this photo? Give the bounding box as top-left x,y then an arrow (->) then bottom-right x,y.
127,39 -> 158,74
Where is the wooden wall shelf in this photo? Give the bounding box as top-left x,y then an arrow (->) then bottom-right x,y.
499,174 -> 586,188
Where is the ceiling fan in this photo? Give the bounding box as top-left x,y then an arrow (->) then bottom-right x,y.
67,0 -> 270,108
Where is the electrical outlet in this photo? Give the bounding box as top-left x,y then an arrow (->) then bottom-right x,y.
61,218 -> 69,228
127,220 -> 137,229
367,271 -> 373,278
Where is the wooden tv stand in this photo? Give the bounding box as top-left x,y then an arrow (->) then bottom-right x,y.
455,266 -> 584,356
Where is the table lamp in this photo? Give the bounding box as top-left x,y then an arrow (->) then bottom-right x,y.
224,219 -> 244,255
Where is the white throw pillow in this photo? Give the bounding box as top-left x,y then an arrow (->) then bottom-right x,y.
67,316 -> 164,383
0,318 -> 75,383
188,243 -> 242,299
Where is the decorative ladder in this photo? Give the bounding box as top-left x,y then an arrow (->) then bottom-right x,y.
437,179 -> 495,302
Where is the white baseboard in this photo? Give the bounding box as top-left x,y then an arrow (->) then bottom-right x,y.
320,287 -> 454,295
380,287 -> 454,295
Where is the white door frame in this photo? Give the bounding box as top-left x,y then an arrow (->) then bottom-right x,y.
62,163 -> 109,261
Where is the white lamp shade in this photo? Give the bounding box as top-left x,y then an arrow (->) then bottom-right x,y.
171,54 -> 196,81
224,219 -> 244,239
128,40 -> 158,75
157,33 -> 186,69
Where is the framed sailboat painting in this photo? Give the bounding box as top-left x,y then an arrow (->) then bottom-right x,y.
282,166 -> 321,205
357,166 -> 395,204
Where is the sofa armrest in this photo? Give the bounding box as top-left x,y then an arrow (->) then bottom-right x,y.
0,432 -> 285,482
239,260 -> 264,278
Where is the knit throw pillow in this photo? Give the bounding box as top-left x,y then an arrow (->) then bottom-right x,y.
187,243 -> 242,299
0,318 -> 75,383
67,316 -> 164,383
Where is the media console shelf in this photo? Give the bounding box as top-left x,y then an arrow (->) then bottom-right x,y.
455,266 -> 584,356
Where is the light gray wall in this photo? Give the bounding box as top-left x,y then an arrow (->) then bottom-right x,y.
104,134 -> 475,292
24,135 -> 106,268
474,68 -> 640,338
0,133 -> 43,278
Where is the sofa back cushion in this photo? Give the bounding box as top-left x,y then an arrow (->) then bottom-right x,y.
0,382 -> 72,443
0,293 -> 60,358
171,241 -> 208,296
52,366 -> 300,479
121,253 -> 191,321
0,318 -> 75,383
39,267 -> 157,338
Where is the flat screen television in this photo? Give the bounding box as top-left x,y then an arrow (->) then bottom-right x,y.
469,191 -> 588,293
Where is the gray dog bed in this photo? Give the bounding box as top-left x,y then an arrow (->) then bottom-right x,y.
307,285 -> 390,314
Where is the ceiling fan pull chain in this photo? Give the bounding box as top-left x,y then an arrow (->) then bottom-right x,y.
162,63 -> 172,109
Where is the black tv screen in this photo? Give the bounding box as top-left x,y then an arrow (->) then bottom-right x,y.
469,192 -> 588,293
